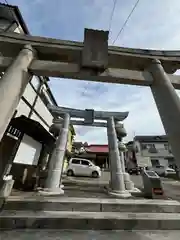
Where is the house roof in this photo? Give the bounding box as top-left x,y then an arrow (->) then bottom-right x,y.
85,145 -> 109,153
134,135 -> 168,143
0,3 -> 29,34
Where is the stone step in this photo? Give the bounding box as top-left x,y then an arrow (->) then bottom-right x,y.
1,230 -> 180,240
4,197 -> 180,213
0,229 -> 180,240
0,210 -> 180,230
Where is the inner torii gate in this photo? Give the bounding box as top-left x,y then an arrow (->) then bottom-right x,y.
44,105 -> 135,197
1,28 -> 180,191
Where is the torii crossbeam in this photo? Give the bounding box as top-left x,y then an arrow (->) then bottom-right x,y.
0,28 -> 180,182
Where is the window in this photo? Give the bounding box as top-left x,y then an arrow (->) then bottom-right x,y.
71,159 -> 80,164
164,143 -> 172,153
0,19 -> 11,32
141,144 -> 147,150
155,143 -> 165,150
164,143 -> 168,150
31,76 -> 41,90
148,144 -> 158,153
151,159 -> 160,166
81,160 -> 90,166
148,144 -> 155,148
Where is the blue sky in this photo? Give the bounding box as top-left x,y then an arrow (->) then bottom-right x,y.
6,0 -> 180,143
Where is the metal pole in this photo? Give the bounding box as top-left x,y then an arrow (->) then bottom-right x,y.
149,59 -> 180,177
107,116 -> 131,198
0,45 -> 35,141
40,113 -> 70,195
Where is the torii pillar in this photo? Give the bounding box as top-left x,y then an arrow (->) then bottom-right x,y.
107,116 -> 131,198
149,59 -> 180,177
39,113 -> 70,195
0,45 -> 35,141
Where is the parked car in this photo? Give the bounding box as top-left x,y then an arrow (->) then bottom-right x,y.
66,158 -> 101,178
150,165 -> 176,177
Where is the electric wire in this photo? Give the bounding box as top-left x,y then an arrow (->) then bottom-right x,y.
108,0 -> 118,33
112,0 -> 140,45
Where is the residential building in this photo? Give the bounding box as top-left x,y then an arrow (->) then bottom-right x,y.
126,135 -> 175,169
72,144 -> 109,169
0,3 -> 75,189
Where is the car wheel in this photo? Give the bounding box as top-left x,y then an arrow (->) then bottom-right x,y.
67,169 -> 74,177
92,171 -> 99,178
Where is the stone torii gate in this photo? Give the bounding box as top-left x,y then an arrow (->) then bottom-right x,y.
1,28 -> 180,186
44,105 -> 135,197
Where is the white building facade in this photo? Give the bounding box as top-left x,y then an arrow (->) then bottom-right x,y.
0,3 -> 57,183
126,136 -> 175,169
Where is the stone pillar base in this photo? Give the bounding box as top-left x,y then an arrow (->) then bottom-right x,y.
0,177 -> 14,198
38,187 -> 64,196
123,173 -> 141,193
108,189 -> 131,198
123,172 -> 134,190
129,187 -> 141,194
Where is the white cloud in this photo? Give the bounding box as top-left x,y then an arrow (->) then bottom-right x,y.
10,0 -> 180,144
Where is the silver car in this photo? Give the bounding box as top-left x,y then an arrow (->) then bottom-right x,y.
151,166 -> 176,176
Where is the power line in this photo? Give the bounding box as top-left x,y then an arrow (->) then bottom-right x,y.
82,2 -> 118,98
108,0 -> 118,32
112,0 -> 140,45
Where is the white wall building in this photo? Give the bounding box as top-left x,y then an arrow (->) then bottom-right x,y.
0,3 -> 57,181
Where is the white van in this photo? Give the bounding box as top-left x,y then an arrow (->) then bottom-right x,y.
66,158 -> 101,178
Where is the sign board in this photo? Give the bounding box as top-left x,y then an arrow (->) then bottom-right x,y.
82,29 -> 109,69
84,109 -> 94,125
137,156 -> 152,167
13,134 -> 42,166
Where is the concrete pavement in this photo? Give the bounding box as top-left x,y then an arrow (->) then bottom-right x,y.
62,171 -> 180,201
1,172 -> 180,231
9,171 -> 180,200
0,230 -> 180,240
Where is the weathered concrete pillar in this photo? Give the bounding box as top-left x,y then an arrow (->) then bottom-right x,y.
107,116 -> 131,198
118,141 -> 137,192
39,113 -> 70,195
0,45 -> 35,141
115,122 -> 135,192
149,59 -> 180,176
